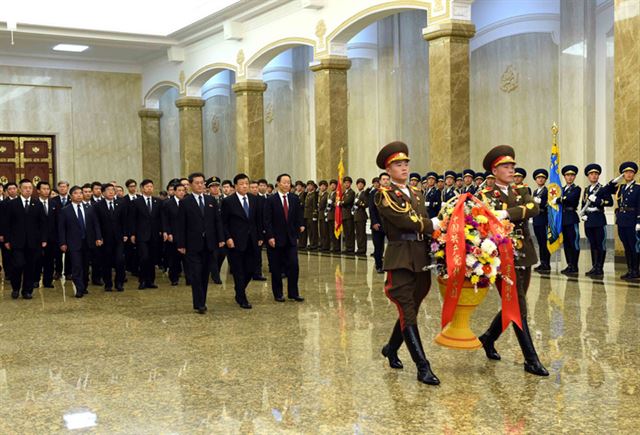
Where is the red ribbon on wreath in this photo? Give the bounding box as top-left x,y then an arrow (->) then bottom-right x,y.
442,193 -> 522,332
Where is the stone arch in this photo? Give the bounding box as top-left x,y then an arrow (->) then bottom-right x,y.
185,63 -> 238,96
144,81 -> 179,109
243,37 -> 316,79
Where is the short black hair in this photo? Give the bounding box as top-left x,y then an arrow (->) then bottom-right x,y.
257,178 -> 268,185
125,179 -> 137,187
36,181 -> 50,190
371,177 -> 380,183
102,183 -> 114,191
267,183 -> 274,189
5,181 -> 17,189
221,179 -> 232,187
276,173 -> 291,183
140,179 -> 153,187
174,183 -> 186,191
249,180 -> 258,185
91,181 -> 102,189
233,173 -> 249,185
159,190 -> 168,197
69,185 -> 82,194
19,178 -> 32,186
82,183 -> 92,190
188,172 -> 205,183
179,177 -> 189,184
379,172 -> 390,178
356,178 -> 366,185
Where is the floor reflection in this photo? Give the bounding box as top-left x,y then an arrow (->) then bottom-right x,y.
0,252 -> 638,433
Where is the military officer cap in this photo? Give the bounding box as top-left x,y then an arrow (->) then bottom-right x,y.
474,171 -> 485,181
584,164 -> 602,176
561,165 -> 578,176
482,145 -> 516,172
295,180 -> 305,187
445,170 -> 456,180
410,172 -> 421,182
514,167 -> 527,178
437,174 -> 444,182
343,176 -> 353,183
463,169 -> 475,178
619,161 -> 638,174
329,179 -> 338,185
456,173 -> 463,181
319,180 -> 328,186
206,176 -> 221,187
485,170 -> 496,179
420,176 -> 428,183
356,177 -> 366,185
306,180 -> 315,186
376,141 -> 410,169
426,171 -> 438,180
533,168 -> 548,180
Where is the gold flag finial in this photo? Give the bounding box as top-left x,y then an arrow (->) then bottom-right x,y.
551,122 -> 559,146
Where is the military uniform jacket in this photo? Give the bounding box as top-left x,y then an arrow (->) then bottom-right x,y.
424,186 -> 442,218
341,188 -> 355,221
326,190 -> 337,222
462,184 -> 477,195
303,190 -> 318,220
478,184 -> 539,267
317,191 -> 328,221
581,183 -> 611,228
532,186 -> 548,227
354,189 -> 369,223
442,186 -> 457,203
375,183 -> 433,272
558,184 -> 581,225
602,180 -> 640,228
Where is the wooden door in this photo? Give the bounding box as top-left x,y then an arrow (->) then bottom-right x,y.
0,135 -> 55,185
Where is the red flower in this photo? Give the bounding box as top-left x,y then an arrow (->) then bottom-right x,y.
493,190 -> 501,198
395,191 -> 403,198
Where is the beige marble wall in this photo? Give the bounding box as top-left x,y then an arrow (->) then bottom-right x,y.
0,66 -> 141,184
203,93 -> 236,180
159,88 -> 180,184
176,96 -> 205,176
233,80 -> 267,178
425,20 -> 476,174
470,33 -> 559,173
139,109 -> 162,184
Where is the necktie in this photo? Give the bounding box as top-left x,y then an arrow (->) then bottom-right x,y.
242,196 -> 250,218
62,197 -> 66,206
109,201 -> 114,212
198,195 -> 204,214
77,204 -> 86,238
283,195 -> 289,221
43,200 -> 48,216
147,197 -> 152,212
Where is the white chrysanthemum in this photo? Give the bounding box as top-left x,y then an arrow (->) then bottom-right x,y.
481,239 -> 497,254
474,265 -> 484,276
493,257 -> 501,268
466,254 -> 476,268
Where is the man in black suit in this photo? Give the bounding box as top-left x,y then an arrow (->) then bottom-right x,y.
221,173 -> 263,309
35,181 -> 58,288
50,180 -> 71,279
122,179 -> 140,276
263,173 -> 305,303
90,181 -> 103,205
59,185 -> 103,298
163,181 -> 188,285
4,179 -> 48,299
95,183 -> 127,291
175,173 -> 224,314
0,181 -> 19,282
129,179 -> 162,289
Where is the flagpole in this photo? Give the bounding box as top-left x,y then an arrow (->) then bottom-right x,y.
551,122 -> 561,275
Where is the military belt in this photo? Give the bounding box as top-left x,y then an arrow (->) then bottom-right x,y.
618,207 -> 636,212
398,233 -> 424,242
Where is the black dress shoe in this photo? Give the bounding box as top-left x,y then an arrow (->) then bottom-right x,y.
524,360 -> 549,376
620,272 -> 631,280
23,293 -> 33,300
53,272 -> 61,280
92,280 -> 103,286
479,334 -> 501,360
171,281 -> 179,286
239,301 -> 252,309
275,297 -> 285,302
213,279 -> 222,285
585,267 -> 596,276
197,307 -> 206,314
252,275 -> 267,281
376,268 -> 384,274
147,283 -> 158,289
138,283 -> 146,290
115,286 -> 124,292
288,296 -> 304,302
11,291 -> 19,299
104,287 -> 113,292
75,292 -> 84,298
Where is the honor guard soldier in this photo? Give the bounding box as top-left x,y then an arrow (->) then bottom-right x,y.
369,173 -> 388,273
477,145 -> 549,377
580,164 -> 612,278
353,178 -> 369,256
461,169 -> 476,194
409,172 -> 421,189
531,169 -> 551,273
326,179 -> 341,253
303,180 -> 319,250
485,171 -> 496,189
317,180 -> 330,252
442,170 -> 457,203
295,181 -> 307,250
601,162 -> 640,280
474,171 -> 485,189
455,173 -> 464,193
375,141 -> 440,386
555,165 -> 581,276
340,176 -> 356,255
514,168 -> 532,195
424,172 -> 441,218
436,174 -> 445,191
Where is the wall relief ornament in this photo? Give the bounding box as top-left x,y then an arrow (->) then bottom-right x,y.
500,65 -> 519,93
179,70 -> 186,94
212,115 -> 220,133
237,49 -> 245,70
315,19 -> 326,48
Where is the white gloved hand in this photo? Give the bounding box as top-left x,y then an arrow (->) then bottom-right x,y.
613,174 -> 624,184
586,207 -> 598,213
533,197 -> 541,204
581,215 -> 588,222
425,201 -> 430,207
497,210 -> 509,220
636,224 -> 640,232
431,217 -> 440,231
588,194 -> 597,203
550,197 -> 558,205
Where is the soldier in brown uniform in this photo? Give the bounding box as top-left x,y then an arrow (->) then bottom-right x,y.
477,145 -> 549,377
375,141 -> 440,386
340,177 -> 356,255
303,180 -> 319,250
317,180 -> 329,252
295,181 -> 307,249
326,180 -> 341,253
353,178 -> 369,257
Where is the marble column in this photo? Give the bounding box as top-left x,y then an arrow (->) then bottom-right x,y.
138,108 -> 162,183
175,96 -> 205,176
614,0 -> 640,255
311,56 -> 351,180
232,80 -> 267,178
423,20 -> 475,173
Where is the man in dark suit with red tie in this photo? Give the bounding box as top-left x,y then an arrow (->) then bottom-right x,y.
175,173 -> 224,314
129,179 -> 162,289
221,173 -> 263,309
263,173 -> 305,303
4,179 -> 48,299
59,185 -> 103,298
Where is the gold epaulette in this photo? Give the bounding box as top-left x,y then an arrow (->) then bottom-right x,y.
379,185 -> 391,191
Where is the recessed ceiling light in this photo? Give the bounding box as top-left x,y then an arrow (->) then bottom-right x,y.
53,44 -> 89,52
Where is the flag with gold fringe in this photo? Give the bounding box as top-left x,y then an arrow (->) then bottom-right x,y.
334,149 -> 345,238
547,123 -> 563,253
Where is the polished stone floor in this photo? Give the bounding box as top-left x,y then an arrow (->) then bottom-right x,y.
0,251 -> 639,434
